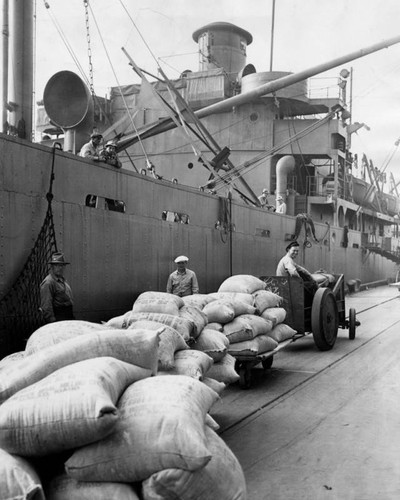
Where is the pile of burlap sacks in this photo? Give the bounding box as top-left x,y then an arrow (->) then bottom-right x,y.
0,274 -> 296,499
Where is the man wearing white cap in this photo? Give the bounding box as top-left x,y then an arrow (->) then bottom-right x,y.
275,195 -> 287,214
166,255 -> 199,297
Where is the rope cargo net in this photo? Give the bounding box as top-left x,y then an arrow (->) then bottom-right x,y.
0,204 -> 58,358
0,145 -> 60,359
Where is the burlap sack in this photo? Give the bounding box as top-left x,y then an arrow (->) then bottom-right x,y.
202,300 -> 235,324
218,275 -> 265,294
253,290 -> 283,313
209,291 -> 255,306
192,328 -> 229,362
182,294 -> 216,309
132,291 -> 184,316
158,350 -> 214,380
103,311 -> 132,329
179,305 -> 208,338
261,307 -> 287,325
227,335 -> 278,356
128,320 -> 187,370
0,448 -> 45,500
202,377 -> 226,395
206,322 -> 224,332
127,312 -> 194,341
0,351 -> 25,369
267,323 -> 297,342
142,426 -> 247,500
44,472 -> 140,500
65,376 -> 219,483
0,329 -> 159,403
25,320 -> 108,355
0,357 -> 152,457
223,315 -> 274,344
205,354 -> 239,385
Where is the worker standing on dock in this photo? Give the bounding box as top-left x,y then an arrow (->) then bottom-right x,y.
166,255 -> 199,297
40,252 -> 74,323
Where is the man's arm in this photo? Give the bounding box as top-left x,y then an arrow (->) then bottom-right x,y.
191,272 -> 199,294
166,274 -> 173,294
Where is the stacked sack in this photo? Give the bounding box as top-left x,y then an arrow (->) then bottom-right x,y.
105,291 -> 241,389
0,305 -> 247,499
214,275 -> 297,358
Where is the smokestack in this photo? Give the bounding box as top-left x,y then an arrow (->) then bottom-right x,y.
8,0 -> 33,139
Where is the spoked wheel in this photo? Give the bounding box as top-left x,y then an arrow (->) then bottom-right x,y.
311,288 -> 339,351
348,307 -> 356,340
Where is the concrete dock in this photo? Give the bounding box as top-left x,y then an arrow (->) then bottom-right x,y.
212,286 -> 400,499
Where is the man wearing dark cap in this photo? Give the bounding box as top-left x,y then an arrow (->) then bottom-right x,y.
40,252 -> 74,323
79,132 -> 103,161
276,241 -> 318,294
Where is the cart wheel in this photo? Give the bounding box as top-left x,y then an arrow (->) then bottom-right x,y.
348,308 -> 356,340
311,288 -> 339,351
239,364 -> 252,389
262,357 -> 273,370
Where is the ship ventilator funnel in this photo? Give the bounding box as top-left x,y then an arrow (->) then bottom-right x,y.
276,155 -> 295,201
43,71 -> 94,153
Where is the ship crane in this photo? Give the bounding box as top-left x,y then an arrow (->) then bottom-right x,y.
118,34 -> 400,151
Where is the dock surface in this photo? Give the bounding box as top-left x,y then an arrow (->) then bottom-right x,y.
212,286 -> 400,499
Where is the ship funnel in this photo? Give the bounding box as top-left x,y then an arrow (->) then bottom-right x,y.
192,22 -> 252,78
43,71 -> 94,153
276,155 -> 295,200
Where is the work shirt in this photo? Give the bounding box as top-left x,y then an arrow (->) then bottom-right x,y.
40,273 -> 74,323
276,202 -> 287,214
258,194 -> 269,207
79,141 -> 99,160
101,148 -> 122,168
276,254 -> 311,279
166,268 -> 199,297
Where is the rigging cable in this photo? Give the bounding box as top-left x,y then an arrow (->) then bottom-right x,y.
210,112 -> 335,191
86,2 -> 151,165
83,0 -> 94,96
42,1 -> 90,89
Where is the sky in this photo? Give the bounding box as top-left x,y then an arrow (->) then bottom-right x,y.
32,0 -> 400,182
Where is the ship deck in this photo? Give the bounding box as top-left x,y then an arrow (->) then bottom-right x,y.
212,285 -> 400,499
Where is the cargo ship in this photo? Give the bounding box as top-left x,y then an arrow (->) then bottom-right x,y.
1,2 -> 400,357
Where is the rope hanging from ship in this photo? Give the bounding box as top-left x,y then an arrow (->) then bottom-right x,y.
0,144 -> 60,358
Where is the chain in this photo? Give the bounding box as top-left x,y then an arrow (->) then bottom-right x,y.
83,0 -> 94,95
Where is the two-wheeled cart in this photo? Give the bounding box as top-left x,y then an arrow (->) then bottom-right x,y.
234,274 -> 359,389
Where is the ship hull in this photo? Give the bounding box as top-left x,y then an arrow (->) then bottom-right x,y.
0,133 -> 397,347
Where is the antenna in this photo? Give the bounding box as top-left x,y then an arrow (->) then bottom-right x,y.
269,0 -> 276,72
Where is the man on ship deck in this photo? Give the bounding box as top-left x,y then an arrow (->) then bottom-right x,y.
166,255 -> 199,297
79,132 -> 103,161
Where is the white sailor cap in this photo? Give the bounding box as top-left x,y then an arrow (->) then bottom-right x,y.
174,255 -> 188,263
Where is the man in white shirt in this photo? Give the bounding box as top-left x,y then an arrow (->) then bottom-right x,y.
275,195 -> 287,214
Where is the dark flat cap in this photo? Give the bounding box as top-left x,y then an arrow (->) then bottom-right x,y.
286,241 -> 299,252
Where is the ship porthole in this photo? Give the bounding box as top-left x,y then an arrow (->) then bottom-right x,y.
250,112 -> 259,122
